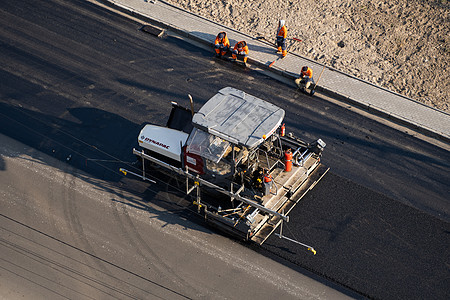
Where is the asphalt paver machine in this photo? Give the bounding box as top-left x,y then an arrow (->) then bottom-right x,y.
125,87 -> 328,246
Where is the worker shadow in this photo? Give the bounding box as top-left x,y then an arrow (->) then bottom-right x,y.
312,215 -> 354,243
187,31 -> 216,47
0,155 -> 5,171
0,102 -> 212,235
277,245 -> 296,255
246,41 -> 278,55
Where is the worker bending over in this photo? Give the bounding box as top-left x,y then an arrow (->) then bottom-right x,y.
276,20 -> 287,57
214,31 -> 230,58
232,41 -> 249,65
295,66 -> 315,90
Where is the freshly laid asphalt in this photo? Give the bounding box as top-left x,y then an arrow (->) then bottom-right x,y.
101,0 -> 450,143
261,172 -> 450,300
1,0 -> 449,299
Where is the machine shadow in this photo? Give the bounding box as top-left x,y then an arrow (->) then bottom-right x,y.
0,102 -> 212,235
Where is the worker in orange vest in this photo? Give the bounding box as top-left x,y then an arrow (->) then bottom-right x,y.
214,31 -> 230,58
295,66 -> 315,90
276,20 -> 287,57
231,41 -> 249,65
263,169 -> 273,196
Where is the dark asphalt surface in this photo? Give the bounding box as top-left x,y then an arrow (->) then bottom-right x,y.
1,0 -> 449,299
261,173 -> 450,299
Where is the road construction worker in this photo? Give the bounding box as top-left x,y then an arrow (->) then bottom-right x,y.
232,41 -> 249,64
295,66 -> 314,90
263,169 -> 273,196
276,20 -> 287,57
214,31 -> 230,58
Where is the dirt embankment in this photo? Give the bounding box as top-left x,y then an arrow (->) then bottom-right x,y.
165,0 -> 450,112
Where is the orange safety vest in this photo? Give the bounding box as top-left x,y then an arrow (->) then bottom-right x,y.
277,25 -> 287,39
215,32 -> 230,47
234,41 -> 249,55
263,172 -> 272,183
301,67 -> 313,78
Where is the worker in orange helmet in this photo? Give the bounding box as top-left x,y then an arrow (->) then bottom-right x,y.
276,20 -> 287,57
295,66 -> 315,90
231,41 -> 249,65
214,31 -> 230,58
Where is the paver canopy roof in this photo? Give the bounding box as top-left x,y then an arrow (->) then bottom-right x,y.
192,87 -> 285,148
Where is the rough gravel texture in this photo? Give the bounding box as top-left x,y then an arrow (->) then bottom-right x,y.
165,0 -> 450,112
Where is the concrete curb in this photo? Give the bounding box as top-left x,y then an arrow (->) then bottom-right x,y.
96,0 -> 449,144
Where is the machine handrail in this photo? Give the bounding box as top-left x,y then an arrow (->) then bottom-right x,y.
132,148 -> 289,221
